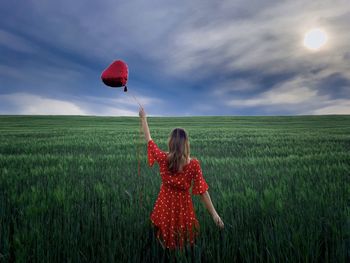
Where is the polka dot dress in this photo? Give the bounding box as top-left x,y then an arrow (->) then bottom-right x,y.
148,139 -> 209,250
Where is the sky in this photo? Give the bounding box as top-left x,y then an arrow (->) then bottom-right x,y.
0,0 -> 349,116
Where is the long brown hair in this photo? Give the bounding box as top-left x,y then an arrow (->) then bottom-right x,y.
167,128 -> 190,174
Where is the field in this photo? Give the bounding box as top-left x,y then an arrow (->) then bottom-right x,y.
0,115 -> 349,263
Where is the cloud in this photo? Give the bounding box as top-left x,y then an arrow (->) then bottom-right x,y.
0,29 -> 38,53
213,79 -> 260,97
225,76 -> 323,106
0,92 -> 86,115
164,0 -> 350,109
311,99 -> 350,114
167,1 -> 350,77
0,0 -> 350,116
220,75 -> 350,114
0,92 -> 143,116
82,93 -> 163,108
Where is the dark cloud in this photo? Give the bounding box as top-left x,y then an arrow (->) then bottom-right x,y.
318,72 -> 350,99
0,0 -> 349,115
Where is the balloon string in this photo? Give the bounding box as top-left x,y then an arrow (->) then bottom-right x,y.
127,89 -> 143,108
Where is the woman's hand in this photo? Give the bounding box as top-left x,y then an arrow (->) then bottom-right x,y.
139,107 -> 146,119
212,213 -> 224,229
139,107 -> 151,141
200,192 -> 224,229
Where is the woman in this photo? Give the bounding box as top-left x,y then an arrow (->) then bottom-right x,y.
139,107 -> 224,256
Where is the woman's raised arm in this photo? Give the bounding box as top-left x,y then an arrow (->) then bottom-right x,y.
139,107 -> 152,142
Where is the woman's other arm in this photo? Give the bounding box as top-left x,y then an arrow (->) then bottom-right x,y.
139,107 -> 152,142
200,191 -> 224,229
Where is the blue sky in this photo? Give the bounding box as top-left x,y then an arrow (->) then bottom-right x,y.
0,0 -> 349,116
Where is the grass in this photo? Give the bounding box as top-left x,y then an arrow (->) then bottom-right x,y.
0,115 -> 349,262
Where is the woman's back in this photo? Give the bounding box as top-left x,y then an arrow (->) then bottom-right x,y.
148,140 -> 209,194
148,139 -> 209,249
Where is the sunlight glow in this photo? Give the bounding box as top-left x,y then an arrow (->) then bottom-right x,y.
303,28 -> 328,51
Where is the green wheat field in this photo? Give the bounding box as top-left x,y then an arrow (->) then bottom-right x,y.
0,115 -> 349,263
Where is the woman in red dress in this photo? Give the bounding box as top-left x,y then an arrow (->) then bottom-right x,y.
139,107 -> 224,257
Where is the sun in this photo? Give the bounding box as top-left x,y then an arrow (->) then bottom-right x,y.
303,28 -> 328,51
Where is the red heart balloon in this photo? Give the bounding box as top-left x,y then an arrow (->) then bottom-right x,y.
101,60 -> 128,87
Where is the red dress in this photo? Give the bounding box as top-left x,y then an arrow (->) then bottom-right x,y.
148,139 -> 209,250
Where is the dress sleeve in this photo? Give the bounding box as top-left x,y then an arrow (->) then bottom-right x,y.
147,139 -> 165,167
192,159 -> 209,195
